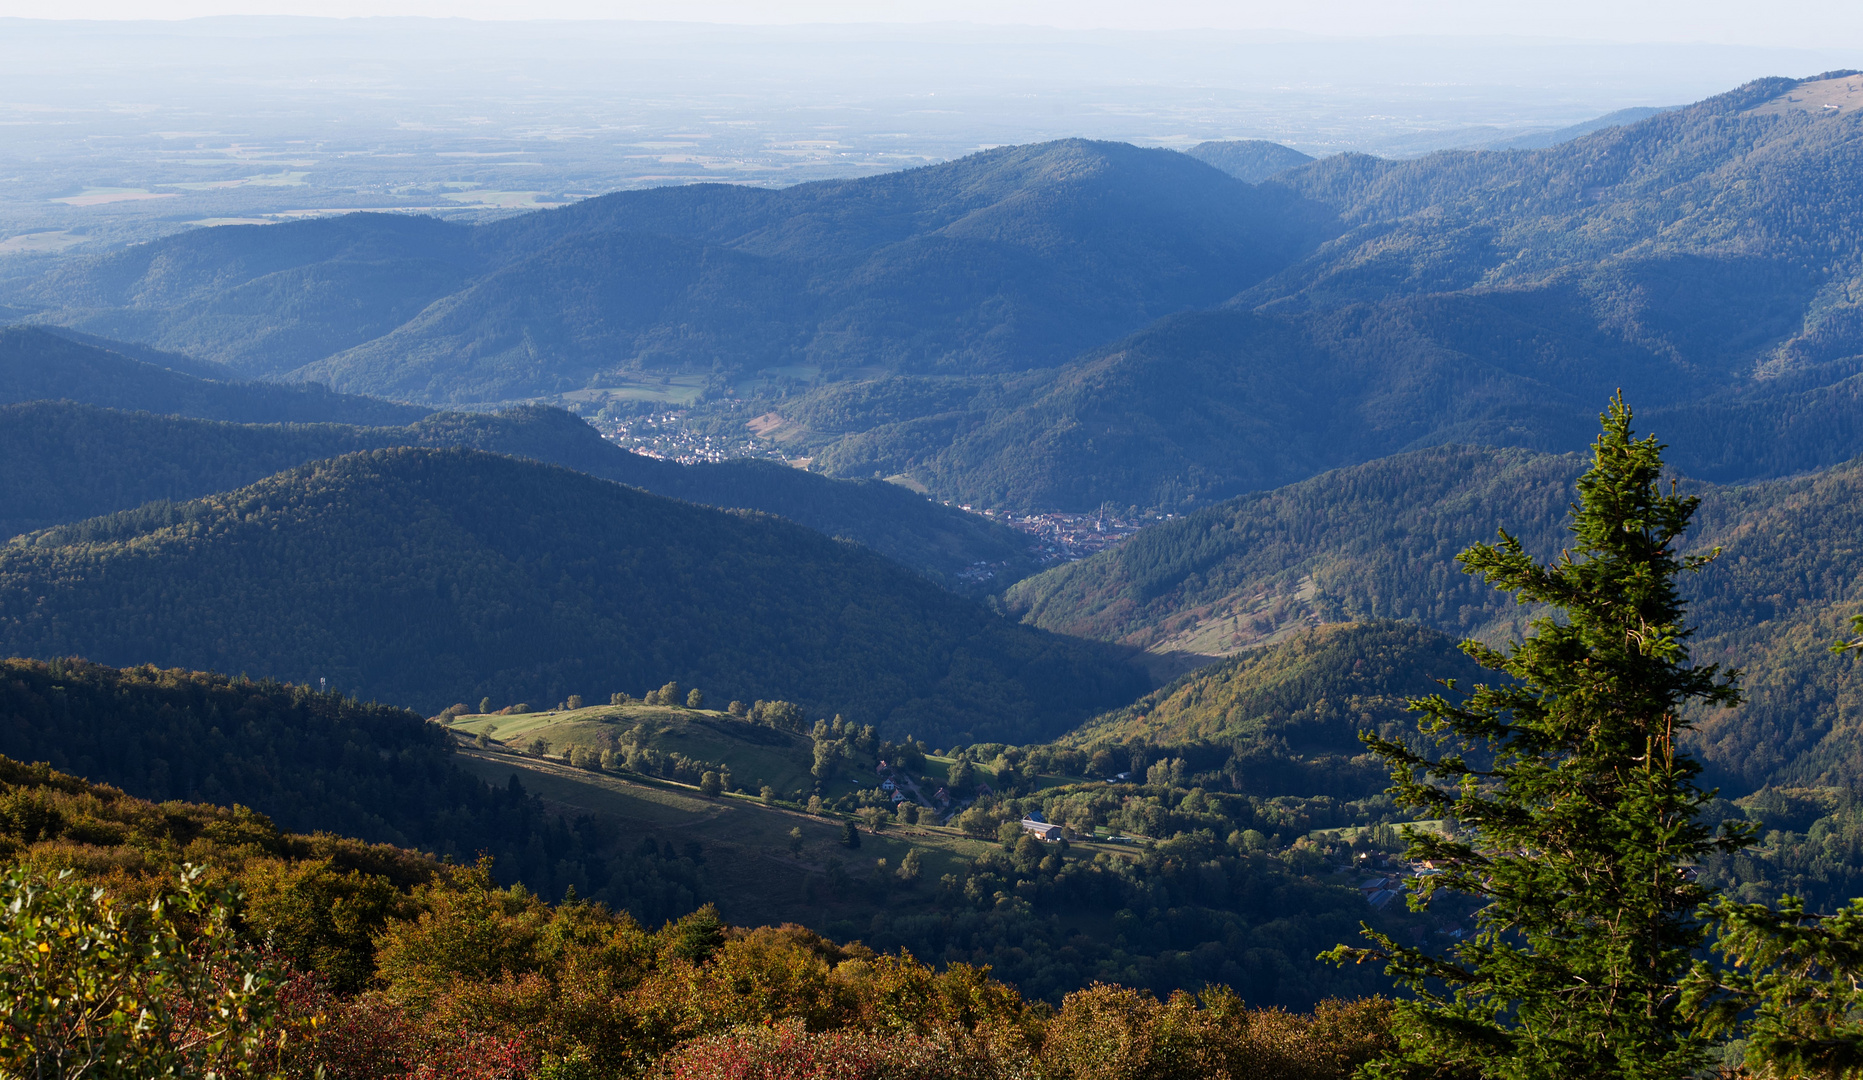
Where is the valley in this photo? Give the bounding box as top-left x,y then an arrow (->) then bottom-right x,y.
5,64 -> 1863,1080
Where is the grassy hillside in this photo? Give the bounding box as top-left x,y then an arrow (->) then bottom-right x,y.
0,447 -> 1141,743
0,756 -> 1401,1080
1067,620 -> 1481,752
0,651 -> 1410,1010
449,702 -> 839,803
0,657 -> 701,920
0,324 -> 427,425
440,722 -> 1413,1008
0,397 -> 1034,583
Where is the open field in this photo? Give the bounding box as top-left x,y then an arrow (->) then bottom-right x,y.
554,374 -> 710,407
448,701 -> 1139,937
451,743 -> 1064,932
452,704 -> 840,800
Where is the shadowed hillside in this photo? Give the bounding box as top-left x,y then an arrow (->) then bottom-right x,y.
0,396 -> 1034,583
0,447 -> 1142,743
1185,140 -> 1315,183
0,324 -> 428,425
1008,439 -> 1863,795
20,141 -> 1337,399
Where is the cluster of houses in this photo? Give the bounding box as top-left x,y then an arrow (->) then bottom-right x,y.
871,759 -> 1065,838
1353,852 -> 1443,910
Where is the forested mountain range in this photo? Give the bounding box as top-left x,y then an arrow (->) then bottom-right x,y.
8,76 -> 1861,514
0,447 -> 1141,742
0,327 -> 1033,583
1006,441 -> 1863,794
12,141 -> 1333,400
0,325 -> 427,425
790,74 -> 1863,510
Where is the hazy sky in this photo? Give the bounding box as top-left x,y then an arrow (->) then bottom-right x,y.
2,0 -> 1860,50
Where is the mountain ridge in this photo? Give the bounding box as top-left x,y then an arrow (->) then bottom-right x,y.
0,446 -> 1144,743
18,140 -> 1339,400
1006,441 -> 1863,795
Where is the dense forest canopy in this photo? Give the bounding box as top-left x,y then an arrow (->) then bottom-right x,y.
0,447 -> 1140,742
1007,443 -> 1863,796
12,141 -> 1333,399
0,385 -> 1034,585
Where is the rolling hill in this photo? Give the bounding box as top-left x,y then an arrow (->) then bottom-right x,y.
0,657 -> 703,922
1184,140 -> 1315,183
1061,619 -> 1485,802
1006,439 -> 1863,795
0,392 -> 1034,583
15,141 -> 1337,400
777,75 -> 1863,510
0,324 -> 428,425
1066,620 -> 1481,752
0,447 -> 1143,743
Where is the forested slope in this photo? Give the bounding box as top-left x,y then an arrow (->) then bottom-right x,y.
0,657 -> 704,920
1003,445 -> 1582,650
1184,140 -> 1315,183
18,141 -> 1335,397
0,397 -> 1033,582
1059,620 -> 1483,803
797,76 -> 1863,509
1009,441 -> 1863,794
0,325 -> 427,425
0,448 -> 1141,742
1068,620 -> 1481,755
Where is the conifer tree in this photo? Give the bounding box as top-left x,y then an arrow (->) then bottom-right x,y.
1677,610 -> 1863,1075
1326,397 -> 1753,1079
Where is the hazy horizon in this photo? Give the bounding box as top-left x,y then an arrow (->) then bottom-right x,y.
2,1 -> 1859,51
0,13 -> 1855,259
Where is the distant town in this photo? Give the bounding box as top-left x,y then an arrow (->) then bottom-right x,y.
592,413 -> 1164,576
593,411 -> 792,466
972,507 -> 1159,561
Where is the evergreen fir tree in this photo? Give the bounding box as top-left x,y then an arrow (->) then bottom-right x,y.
1326,396 -> 1753,1079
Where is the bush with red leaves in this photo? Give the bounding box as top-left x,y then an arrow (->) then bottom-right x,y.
278,980 -> 535,1080
660,1021 -> 1023,1080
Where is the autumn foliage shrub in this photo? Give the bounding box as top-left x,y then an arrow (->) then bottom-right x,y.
0,757 -> 1396,1080
282,991 -> 534,1080
659,1021 -> 1022,1080
1039,983 -> 1393,1080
